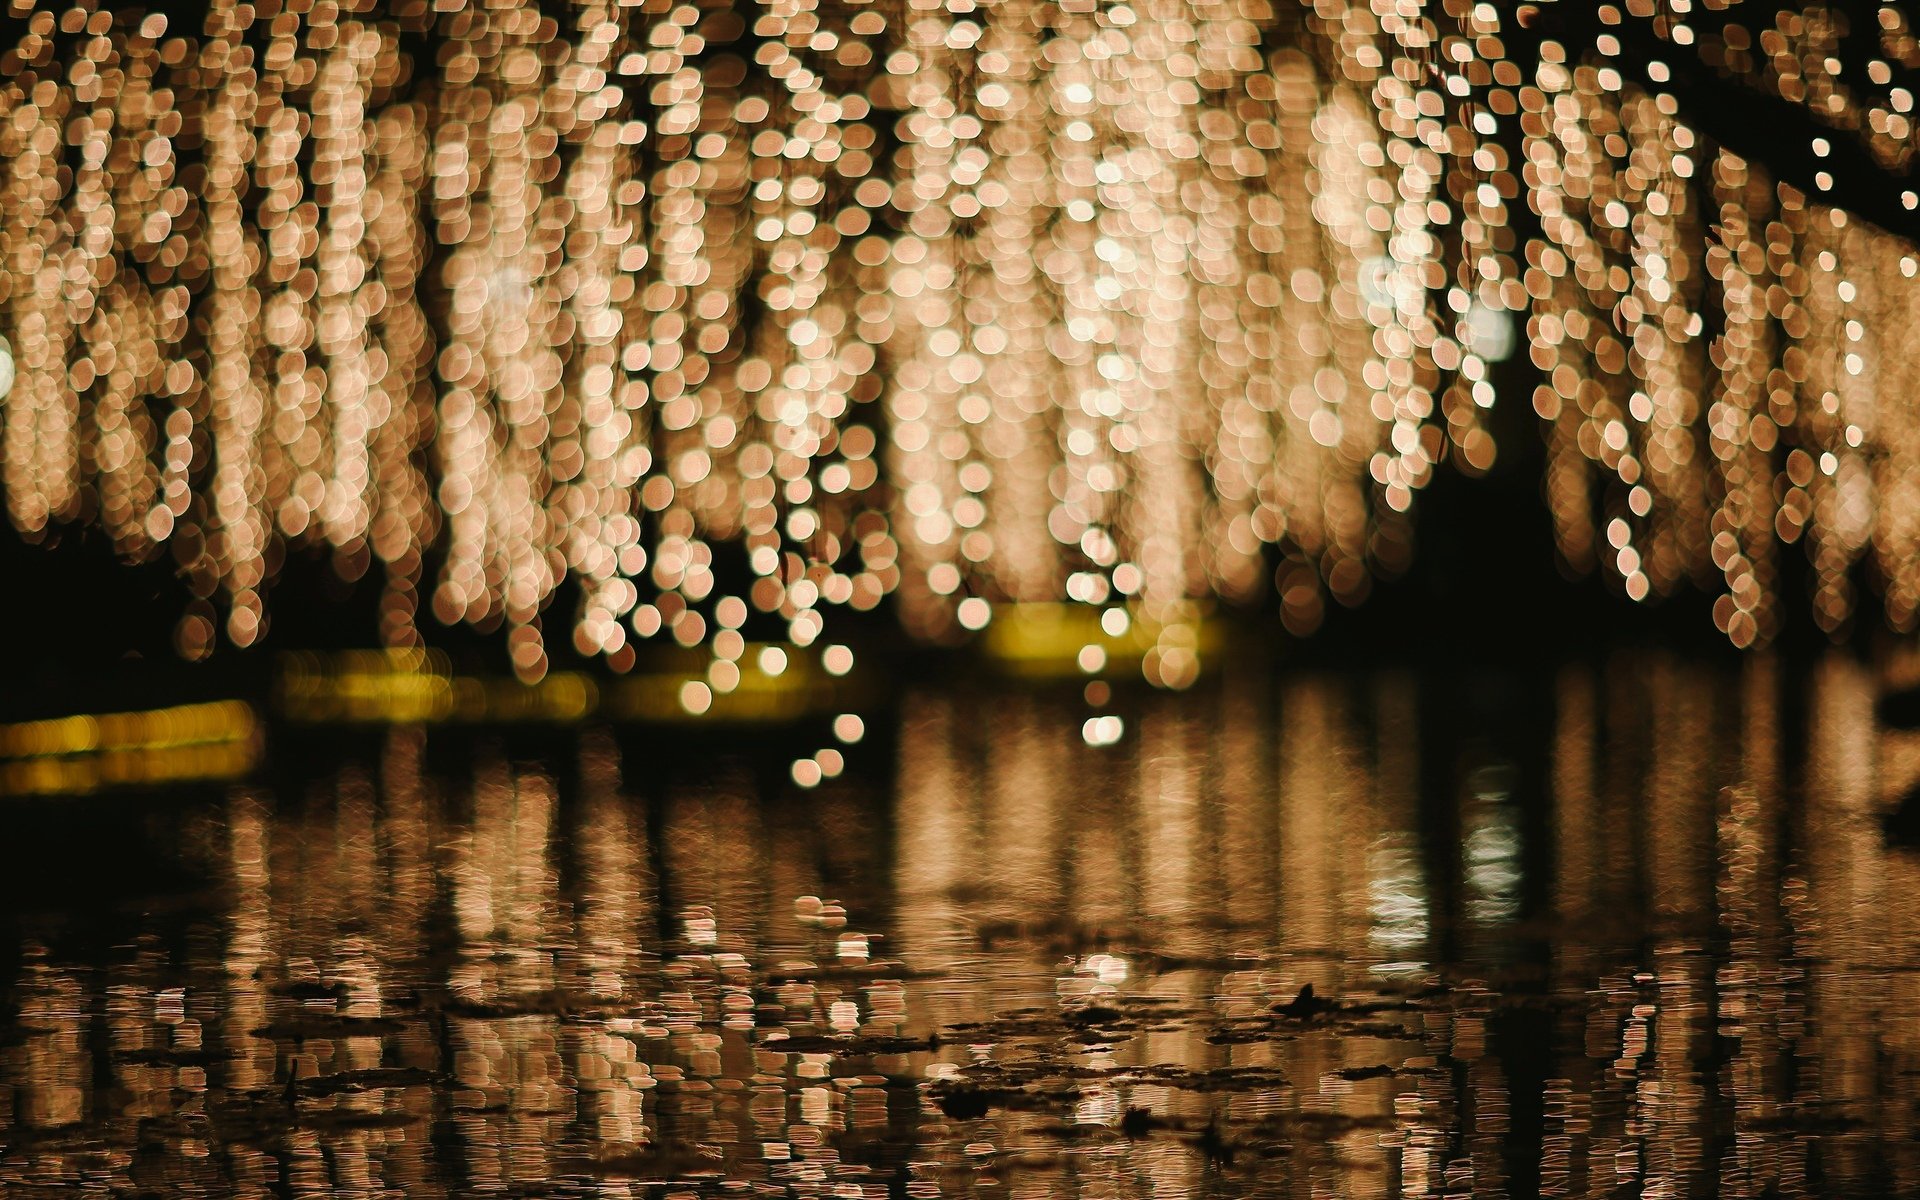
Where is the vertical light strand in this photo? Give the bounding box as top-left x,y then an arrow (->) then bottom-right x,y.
256,1 -> 317,576
1105,0 -> 1208,687
1525,63 -> 1708,606
1795,209 -> 1874,635
433,0 -> 565,680
558,0 -> 640,666
1195,27 -> 1269,609
739,0 -> 869,654
970,0 -> 1062,606
1624,92 -> 1709,601
1262,52 -> 1336,634
1306,78 -> 1394,612
1364,0 -> 1446,588
1437,0 -> 1520,477
1869,247 -> 1920,630
624,0 -> 730,664
203,0 -> 273,646
0,36 -> 75,537
1186,0 -> 1268,609
89,14 -> 169,557
1521,68 -> 1592,582
1040,0 -> 1116,632
430,0 -> 491,640
312,15 -> 378,557
1705,151 -> 1782,649
887,0 -> 972,640
368,95 -> 438,649
64,24 -> 116,542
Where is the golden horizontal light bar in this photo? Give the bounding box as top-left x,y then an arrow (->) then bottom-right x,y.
277,648 -> 853,725
0,742 -> 258,797
0,700 -> 260,796
0,700 -> 257,759
605,657 -> 851,724
278,650 -> 599,724
978,603 -> 1225,680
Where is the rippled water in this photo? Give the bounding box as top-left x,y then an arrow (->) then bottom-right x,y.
6,653 -> 1920,1197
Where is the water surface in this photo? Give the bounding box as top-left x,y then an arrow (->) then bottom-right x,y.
5,653 -> 1920,1197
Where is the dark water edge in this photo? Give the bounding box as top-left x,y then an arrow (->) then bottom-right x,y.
4,651 -> 1920,1197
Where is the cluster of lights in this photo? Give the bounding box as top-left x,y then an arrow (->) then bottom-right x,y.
1523,5 -> 1920,643
0,0 -> 1917,692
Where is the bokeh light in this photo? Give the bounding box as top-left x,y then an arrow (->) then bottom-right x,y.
0,0 -> 1916,677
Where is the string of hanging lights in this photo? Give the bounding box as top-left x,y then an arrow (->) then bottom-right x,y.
0,0 -> 1916,690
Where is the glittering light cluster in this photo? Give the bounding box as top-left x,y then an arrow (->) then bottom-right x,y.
1,0 -> 1918,677
1521,5 -> 1920,644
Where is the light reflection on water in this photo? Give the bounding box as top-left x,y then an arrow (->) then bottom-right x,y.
5,654 -> 1920,1196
